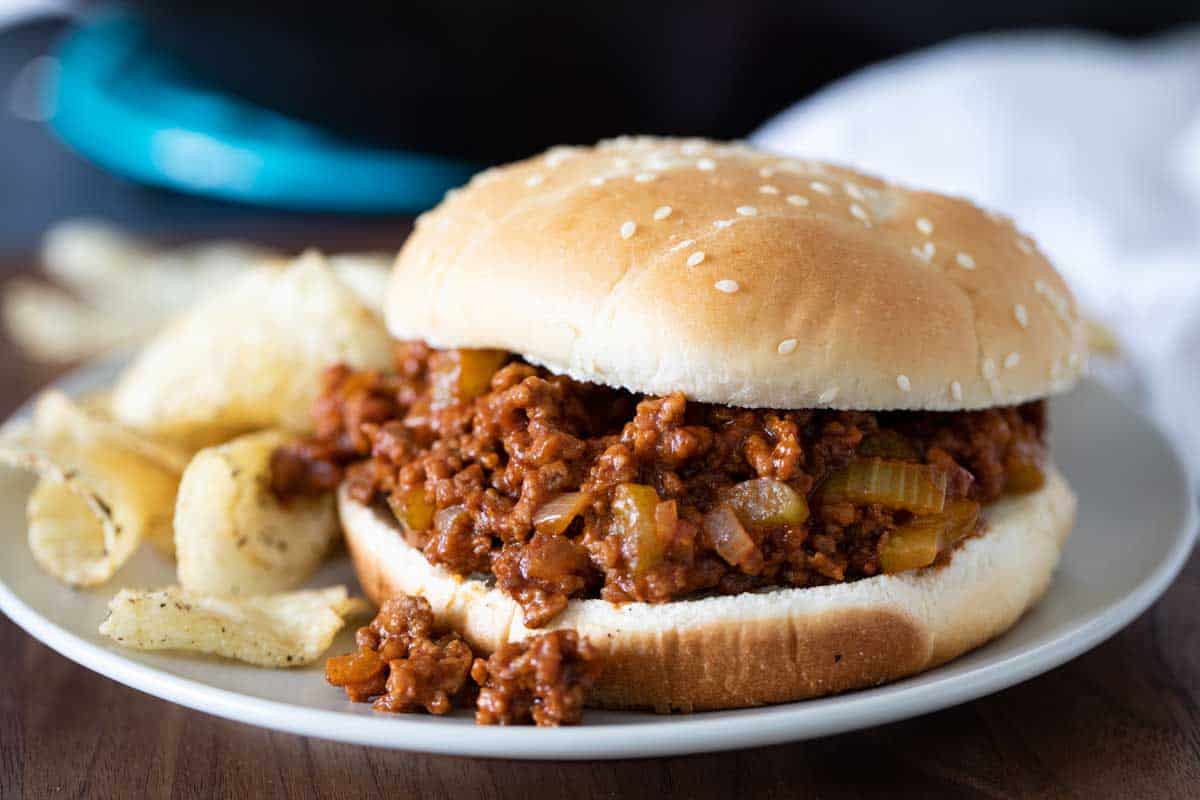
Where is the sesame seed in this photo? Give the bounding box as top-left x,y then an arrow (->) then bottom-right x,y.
1017,239 -> 1034,254
916,217 -> 934,235
777,338 -> 798,355
786,194 -> 809,207
736,205 -> 758,216
956,252 -> 976,269
668,238 -> 695,253
759,185 -> 780,195
950,381 -> 963,402
697,158 -> 716,171
1004,352 -> 1021,369
849,203 -> 870,223
634,172 -> 657,183
810,181 -> 832,195
653,205 -> 672,221
613,157 -> 631,169
681,141 -> 705,156
759,166 -> 776,178
1034,280 -> 1073,323
1014,303 -> 1029,328
686,251 -> 706,267
897,374 -> 912,392
845,183 -> 865,201
714,279 -> 740,293
589,176 -> 606,186
982,358 -> 997,379
713,219 -> 735,229
912,241 -> 936,262
818,387 -> 839,404
620,221 -> 637,240
525,174 -> 544,187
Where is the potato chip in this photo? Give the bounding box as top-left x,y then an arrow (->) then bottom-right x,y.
1,388 -> 186,582
175,430 -> 339,595
42,218 -> 279,319
0,391 -> 185,583
40,219 -> 154,296
110,251 -> 393,449
2,278 -> 151,362
327,252 -> 392,314
26,477 -> 114,582
98,585 -> 370,667
8,221 -> 390,365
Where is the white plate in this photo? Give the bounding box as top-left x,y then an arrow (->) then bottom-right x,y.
0,359 -> 1195,760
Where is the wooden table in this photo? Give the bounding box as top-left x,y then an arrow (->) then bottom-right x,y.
1,241 -> 1197,800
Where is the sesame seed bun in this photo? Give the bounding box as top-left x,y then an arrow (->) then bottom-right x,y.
339,462 -> 1076,712
386,136 -> 1087,411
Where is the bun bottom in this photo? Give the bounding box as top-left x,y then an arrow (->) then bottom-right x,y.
339,465 -> 1076,712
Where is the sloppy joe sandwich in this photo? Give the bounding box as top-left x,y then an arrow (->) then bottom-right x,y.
274,136 -> 1086,712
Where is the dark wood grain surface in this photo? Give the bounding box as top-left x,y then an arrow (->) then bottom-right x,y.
1,242 -> 1197,800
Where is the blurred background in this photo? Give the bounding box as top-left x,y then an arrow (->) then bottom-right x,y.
2,0 -> 1200,462
0,0 -> 1196,246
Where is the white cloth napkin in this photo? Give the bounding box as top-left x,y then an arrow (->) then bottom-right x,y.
751,29 -> 1200,474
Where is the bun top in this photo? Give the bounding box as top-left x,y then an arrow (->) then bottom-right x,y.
387,137 -> 1087,411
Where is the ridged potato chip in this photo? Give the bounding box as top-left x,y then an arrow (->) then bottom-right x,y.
5,220 -> 393,365
26,477 -> 115,582
110,251 -> 393,449
327,252 -> 391,314
0,391 -> 186,585
98,585 -> 371,667
1,278 -> 151,362
176,430 -> 339,595
42,218 -> 278,319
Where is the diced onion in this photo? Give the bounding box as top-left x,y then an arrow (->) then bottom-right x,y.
880,499 -> 979,574
1005,453 -> 1046,494
431,349 -> 507,408
611,483 -> 667,575
702,504 -> 763,572
455,349 -> 508,399
433,504 -> 469,536
820,458 -> 947,514
388,487 -> 435,532
723,478 -> 809,528
532,492 -> 592,536
326,647 -> 385,686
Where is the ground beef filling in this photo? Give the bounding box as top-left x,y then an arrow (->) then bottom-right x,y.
326,594 -> 601,726
472,630 -> 601,726
325,595 -> 473,715
275,343 -> 1048,627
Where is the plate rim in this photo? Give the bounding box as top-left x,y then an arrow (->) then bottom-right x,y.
1,364 -> 1195,760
